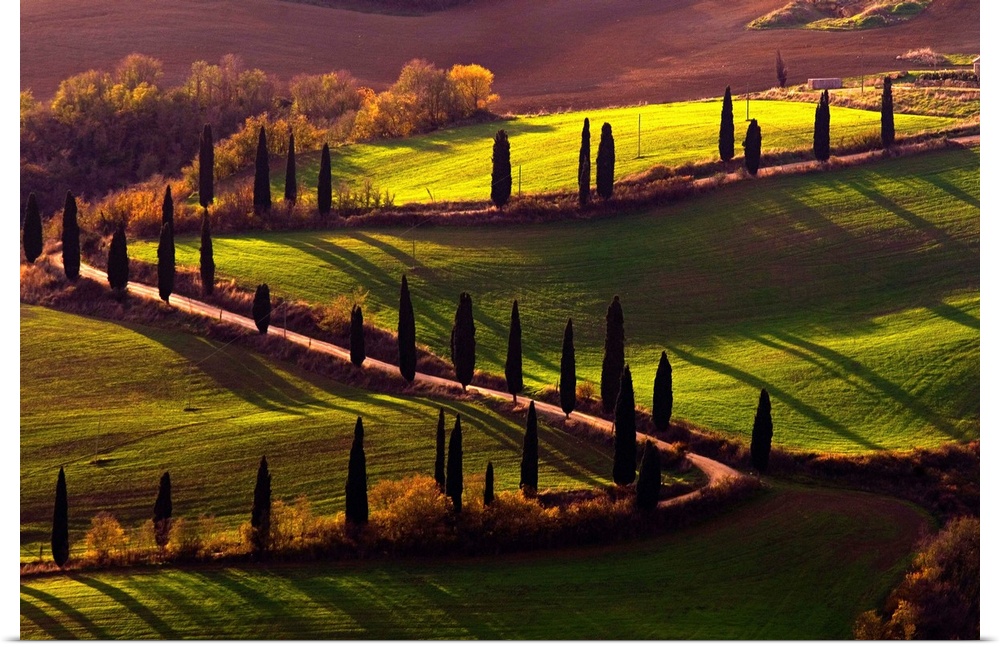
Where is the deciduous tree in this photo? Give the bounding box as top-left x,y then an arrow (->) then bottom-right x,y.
601,295 -> 625,413
719,86 -> 735,162
450,292 -> 476,390
199,124 -> 214,209
813,89 -> 831,162
578,118 -> 591,206
51,467 -> 69,567
107,221 -> 129,296
560,319 -> 576,417
350,304 -> 366,367
491,129 -> 511,209
157,221 -> 175,303
253,125 -> 271,215
61,191 -> 80,282
635,440 -> 661,511
750,388 -> 773,473
152,471 -> 172,549
345,417 -> 369,525
520,401 -> 539,492
23,192 -> 42,264
652,351 -> 673,431
252,283 -> 271,334
505,300 -> 523,403
251,456 -> 271,556
284,131 -> 296,204
200,210 -> 215,296
596,122 -> 615,200
881,76 -> 895,149
318,143 -> 332,218
613,364 -> 637,486
446,414 -> 463,513
742,119 -> 762,176
398,275 -> 416,382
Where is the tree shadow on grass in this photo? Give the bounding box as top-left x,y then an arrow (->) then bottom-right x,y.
19,596 -> 77,640
71,575 -> 180,640
667,344 -> 884,451
929,300 -> 979,331
21,583 -> 111,640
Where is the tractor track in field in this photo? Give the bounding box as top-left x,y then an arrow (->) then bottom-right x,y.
76,261 -> 742,508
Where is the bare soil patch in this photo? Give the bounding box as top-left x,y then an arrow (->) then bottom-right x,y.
21,0 -> 978,111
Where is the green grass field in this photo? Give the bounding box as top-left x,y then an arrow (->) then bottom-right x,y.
280,100 -> 954,204
20,305 -> 624,560
134,147 -> 980,454
19,484 -> 929,639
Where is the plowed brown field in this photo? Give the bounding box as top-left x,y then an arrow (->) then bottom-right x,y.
20,0 -> 979,110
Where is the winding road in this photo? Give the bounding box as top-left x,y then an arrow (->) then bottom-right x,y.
76,262 -> 741,507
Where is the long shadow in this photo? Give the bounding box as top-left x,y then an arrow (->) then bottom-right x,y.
769,330 -> 967,441
21,583 -> 112,639
209,569 -> 290,619
668,345 -> 884,450
921,170 -> 979,209
930,300 -> 980,331
19,597 -> 77,640
350,232 -> 419,273
72,575 -> 180,640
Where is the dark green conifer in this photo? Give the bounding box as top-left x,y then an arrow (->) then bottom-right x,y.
613,364 -> 637,486
881,76 -> 895,149
107,221 -> 129,296
742,119 -> 762,176
652,351 -> 673,431
398,275 -> 416,382
61,191 -> 80,282
719,86 -> 735,162
252,284 -> 271,334
560,319 -> 576,417
601,295 -> 625,413
253,125 -> 271,215
505,300 -> 523,403
578,117 -> 591,206
813,89 -> 831,162
595,122 -> 615,200
750,388 -> 774,473
520,401 -> 539,492
450,292 -> 476,390
250,456 -> 271,556
775,50 -> 788,88
23,192 -> 42,264
350,304 -> 366,367
199,210 -> 215,296
51,467 -> 69,567
635,440 -> 661,511
284,131 -> 296,204
157,221 -> 175,303
491,129 -> 512,209
484,462 -> 494,506
318,143 -> 332,218
161,185 -> 174,225
345,417 -> 369,525
434,408 -> 446,491
199,124 -> 214,208
446,414 -> 463,513
153,471 -> 172,549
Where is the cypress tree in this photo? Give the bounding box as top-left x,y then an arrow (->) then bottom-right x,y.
742,119 -> 762,176
578,117 -> 591,206
750,388 -> 773,473
881,76 -> 895,149
253,125 -> 271,215
157,221 -> 175,303
250,456 -> 271,556
61,191 -> 80,282
635,440 -> 661,511
434,408 -> 446,491
813,89 -> 831,162
775,50 -> 788,88
107,221 -> 129,296
491,129 -> 512,209
520,400 -> 539,492
152,471 -> 172,549
161,185 -> 174,225
345,417 -> 369,525
484,461 -> 494,507
51,467 -> 69,568
199,124 -> 214,208
595,122 -> 615,201
450,292 -> 476,390
719,86 -> 735,163
559,318 -> 576,417
318,143 -> 332,218
398,275 -> 417,382
284,131 -> 297,204
350,304 -> 366,367
446,414 -> 463,513
652,350 -> 673,432
252,283 -> 271,334
199,210 -> 215,296
23,192 -> 42,264
601,295 -> 626,414
505,300 -> 523,403
612,364 -> 637,486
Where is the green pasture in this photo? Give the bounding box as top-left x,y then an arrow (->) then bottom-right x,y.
133,147 -> 980,453
282,100 -> 953,204
20,484 -> 929,639
20,305 -> 622,559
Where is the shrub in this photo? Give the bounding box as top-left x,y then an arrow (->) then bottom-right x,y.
84,512 -> 127,565
369,475 -> 451,551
